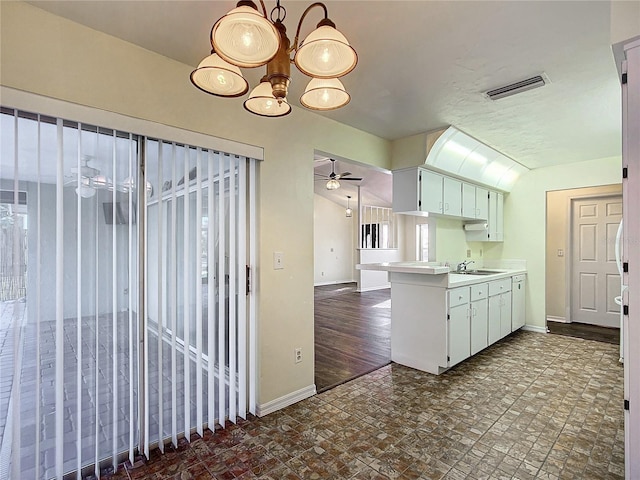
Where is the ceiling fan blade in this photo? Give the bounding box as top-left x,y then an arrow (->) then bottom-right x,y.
341,177 -> 363,181
337,172 -> 352,178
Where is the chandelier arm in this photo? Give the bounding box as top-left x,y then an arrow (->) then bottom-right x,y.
290,2 -> 329,54
258,0 -> 268,17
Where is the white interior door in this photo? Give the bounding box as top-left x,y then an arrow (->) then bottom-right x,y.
570,195 -> 622,327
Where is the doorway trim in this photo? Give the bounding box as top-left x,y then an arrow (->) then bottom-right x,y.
545,184 -> 622,328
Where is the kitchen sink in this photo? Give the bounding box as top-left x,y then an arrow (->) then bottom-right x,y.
454,269 -> 505,276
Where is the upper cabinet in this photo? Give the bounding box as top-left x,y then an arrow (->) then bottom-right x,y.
393,166 -> 504,242
394,167 -> 464,218
462,183 -> 488,220
465,190 -> 504,242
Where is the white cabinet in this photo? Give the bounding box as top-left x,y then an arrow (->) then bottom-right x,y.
393,167 -> 462,217
511,274 -> 526,330
420,169 -> 444,214
392,168 -> 421,212
488,191 -> 504,242
462,183 -> 489,220
476,187 -> 489,220
465,190 -> 503,242
470,283 -> 489,355
488,278 -> 512,343
462,183 -> 476,218
443,177 -> 462,217
447,286 -> 471,366
388,270 -> 525,375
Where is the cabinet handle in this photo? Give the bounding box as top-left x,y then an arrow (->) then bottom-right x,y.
439,201 -> 443,212
445,202 -> 449,211
459,295 -> 464,300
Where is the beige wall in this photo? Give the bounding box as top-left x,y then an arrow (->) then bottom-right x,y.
483,156 -> 622,329
434,218 -> 485,266
0,1 -> 390,406
545,184 -> 622,321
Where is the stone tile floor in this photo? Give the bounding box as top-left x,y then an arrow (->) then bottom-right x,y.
104,330 -> 624,480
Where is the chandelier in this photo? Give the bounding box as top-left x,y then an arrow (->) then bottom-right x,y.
190,0 -> 357,117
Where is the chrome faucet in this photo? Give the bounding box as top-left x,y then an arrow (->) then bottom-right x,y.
456,260 -> 475,273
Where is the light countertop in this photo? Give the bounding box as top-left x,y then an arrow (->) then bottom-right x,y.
356,262 -> 526,288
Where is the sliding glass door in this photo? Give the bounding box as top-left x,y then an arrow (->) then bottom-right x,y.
0,107 -> 257,479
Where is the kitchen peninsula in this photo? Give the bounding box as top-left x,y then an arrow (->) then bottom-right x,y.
357,261 -> 527,374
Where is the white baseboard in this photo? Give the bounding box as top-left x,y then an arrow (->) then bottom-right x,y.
357,285 -> 390,292
546,315 -> 568,323
522,324 -> 548,334
256,384 -> 316,417
314,280 -> 355,287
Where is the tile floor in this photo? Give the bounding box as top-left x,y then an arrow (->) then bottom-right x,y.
104,330 -> 624,480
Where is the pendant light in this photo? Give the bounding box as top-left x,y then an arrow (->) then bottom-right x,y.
326,178 -> 340,190
294,21 -> 357,78
345,195 -> 353,217
190,50 -> 249,97
300,78 -> 350,110
191,1 -> 357,117
244,77 -> 292,117
211,2 -> 280,68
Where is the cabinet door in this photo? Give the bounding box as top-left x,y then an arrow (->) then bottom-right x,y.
443,177 -> 462,217
448,303 -> 470,367
500,291 -> 512,338
488,294 -> 501,344
488,191 -> 505,242
512,279 -> 526,330
420,169 -> 444,214
470,298 -> 488,355
495,192 -> 504,241
475,187 -> 489,220
462,183 -> 476,218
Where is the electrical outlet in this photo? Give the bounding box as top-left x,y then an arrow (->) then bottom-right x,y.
294,347 -> 302,364
466,249 -> 471,258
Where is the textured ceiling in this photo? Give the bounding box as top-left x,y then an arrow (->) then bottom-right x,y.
25,0 -> 624,205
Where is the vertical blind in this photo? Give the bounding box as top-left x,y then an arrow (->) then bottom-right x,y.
0,108 -> 256,479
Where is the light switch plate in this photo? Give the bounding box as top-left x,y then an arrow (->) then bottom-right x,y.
274,251 -> 284,270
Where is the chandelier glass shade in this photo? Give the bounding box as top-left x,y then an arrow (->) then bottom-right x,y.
244,77 -> 292,116
191,0 -> 357,117
190,52 -> 249,97
345,195 -> 353,217
326,178 -> 340,190
300,78 -> 349,110
211,5 -> 280,68
294,25 -> 357,78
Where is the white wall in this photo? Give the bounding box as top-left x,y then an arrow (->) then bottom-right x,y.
313,194 -> 355,285
484,156 -> 622,329
16,180 -> 133,322
0,2 -> 391,407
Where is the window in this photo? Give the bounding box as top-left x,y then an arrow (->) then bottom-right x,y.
360,205 -> 397,249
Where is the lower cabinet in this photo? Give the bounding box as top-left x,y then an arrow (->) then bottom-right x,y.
470,284 -> 488,355
488,279 -> 512,343
448,286 -> 471,366
390,272 -> 525,375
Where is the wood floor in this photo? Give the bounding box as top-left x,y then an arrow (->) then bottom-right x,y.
548,320 -> 620,344
314,283 -> 391,393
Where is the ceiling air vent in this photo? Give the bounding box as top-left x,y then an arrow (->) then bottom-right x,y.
485,74 -> 549,100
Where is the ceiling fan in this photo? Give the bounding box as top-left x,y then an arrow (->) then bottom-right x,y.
315,159 -> 362,190
64,156 -> 115,198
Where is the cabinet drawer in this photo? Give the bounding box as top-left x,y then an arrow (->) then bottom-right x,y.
470,283 -> 488,300
489,278 -> 511,296
449,286 -> 470,307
